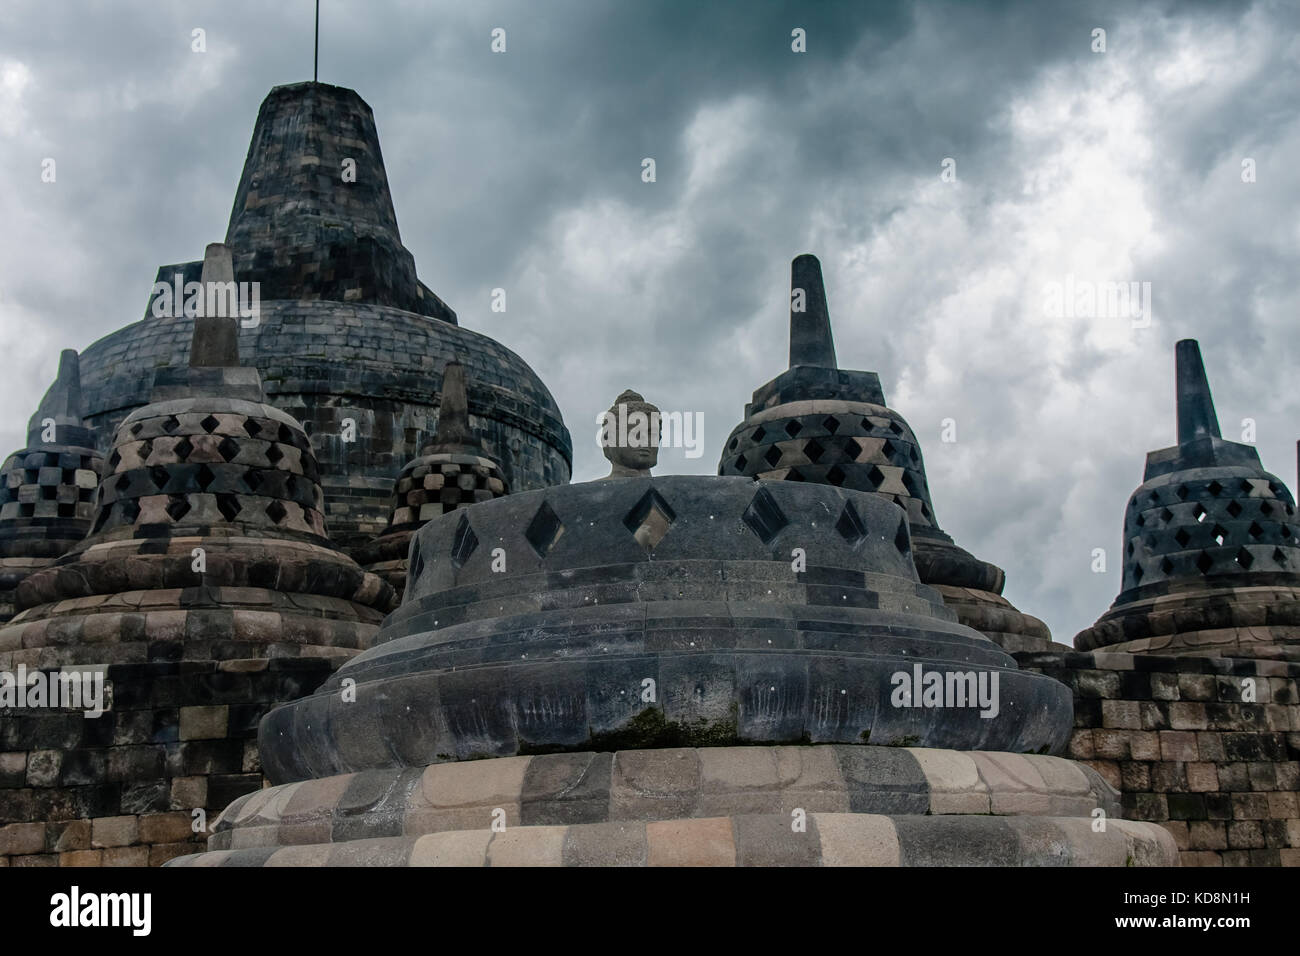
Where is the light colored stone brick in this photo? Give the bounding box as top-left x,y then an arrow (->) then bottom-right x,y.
0,822 -> 45,856
646,817 -> 735,866
91,815 -> 138,848
409,830 -> 493,866
1186,762 -> 1219,792
60,849 -> 104,866
814,813 -> 900,866
102,846 -> 150,867
486,825 -> 568,866
139,812 -> 193,845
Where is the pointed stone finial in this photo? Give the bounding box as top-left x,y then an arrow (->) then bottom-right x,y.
189,243 -> 241,368
1175,339 -> 1221,445
427,362 -> 475,453
26,349 -> 84,445
788,253 -> 837,370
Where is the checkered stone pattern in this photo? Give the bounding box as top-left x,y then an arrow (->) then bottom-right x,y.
385,454 -> 507,533
1018,649 -> 1300,866
0,657 -> 336,868
90,399 -> 327,542
0,436 -> 102,623
163,745 -> 1178,867
355,453 -> 509,599
719,400 -> 939,530
1119,469 -> 1300,594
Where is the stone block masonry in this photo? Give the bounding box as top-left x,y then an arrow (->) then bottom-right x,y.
1017,649 -> 1300,866
0,657 -> 332,866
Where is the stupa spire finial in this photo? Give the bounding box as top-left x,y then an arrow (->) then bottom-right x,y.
428,362 -> 474,452
788,253 -> 837,370
1175,338 -> 1221,445
189,243 -> 241,369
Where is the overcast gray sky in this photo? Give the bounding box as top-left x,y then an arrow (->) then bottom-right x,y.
1,0 -> 1298,643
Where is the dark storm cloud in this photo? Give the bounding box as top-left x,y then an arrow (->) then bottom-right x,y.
0,0 -> 1296,641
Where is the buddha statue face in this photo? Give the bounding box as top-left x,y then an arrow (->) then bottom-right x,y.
599,390 -> 660,478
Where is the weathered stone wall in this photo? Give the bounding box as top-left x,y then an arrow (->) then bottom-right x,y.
0,657 -> 329,867
1017,649 -> 1300,866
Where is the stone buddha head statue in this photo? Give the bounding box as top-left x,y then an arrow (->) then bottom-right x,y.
599,389 -> 660,479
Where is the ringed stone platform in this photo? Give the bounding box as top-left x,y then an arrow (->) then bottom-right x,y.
718,255 -> 1052,653
258,476 -> 1072,782
168,745 -> 1177,866
167,468 -> 1184,866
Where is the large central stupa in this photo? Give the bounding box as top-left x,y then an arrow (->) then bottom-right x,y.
74,82 -> 572,552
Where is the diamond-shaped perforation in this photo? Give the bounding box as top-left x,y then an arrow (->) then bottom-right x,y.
734,454 -> 748,471
120,498 -> 140,523
266,500 -> 288,524
216,494 -> 241,522
742,486 -> 789,545
450,512 -> 478,568
200,415 -> 221,434
161,416 -> 181,434
842,438 -> 862,460
893,517 -> 911,557
763,445 -> 783,468
1211,524 -> 1228,546
623,489 -> 676,551
1226,501 -> 1242,518
751,426 -> 767,444
1236,547 -> 1254,569
803,439 -> 826,464
834,500 -> 868,547
888,420 -> 905,437
1174,528 -> 1191,548
1193,504 -> 1207,523
217,437 -> 241,462
866,464 -> 886,489
1177,485 -> 1189,501
266,444 -> 284,465
173,436 -> 193,460
1160,557 -> 1174,574
822,416 -> 840,435
1248,521 -> 1264,540
1207,480 -> 1223,496
784,420 -> 803,438
1133,563 -> 1144,583
244,470 -> 263,493
244,419 -> 263,438
826,465 -> 846,487
1196,551 -> 1213,574
148,465 -> 169,490
524,501 -> 565,558
196,464 -> 216,491
165,495 -> 191,521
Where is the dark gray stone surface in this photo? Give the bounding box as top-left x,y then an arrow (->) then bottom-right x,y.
73,82 -> 572,548
717,254 -> 1049,645
258,477 -> 1073,782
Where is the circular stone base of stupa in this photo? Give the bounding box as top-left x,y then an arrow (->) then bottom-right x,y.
1073,584 -> 1300,661
165,745 -> 1178,866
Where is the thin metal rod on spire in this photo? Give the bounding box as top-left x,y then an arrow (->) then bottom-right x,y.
314,0 -> 320,82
